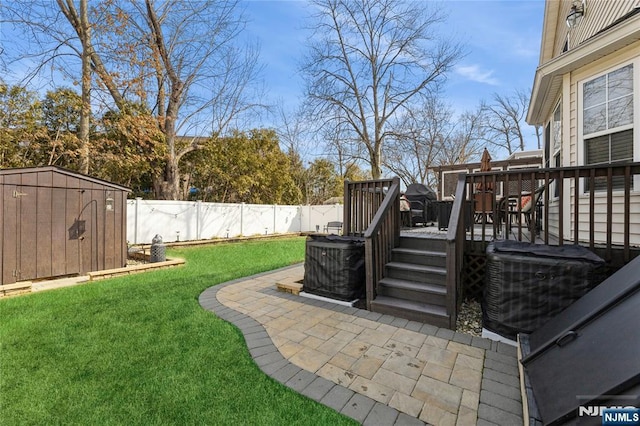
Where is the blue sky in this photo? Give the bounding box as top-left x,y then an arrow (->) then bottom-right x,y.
242,0 -> 546,150
1,0 -> 546,153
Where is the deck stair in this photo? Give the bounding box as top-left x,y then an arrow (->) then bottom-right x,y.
370,235 -> 450,328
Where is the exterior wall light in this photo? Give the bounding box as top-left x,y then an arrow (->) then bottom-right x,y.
566,0 -> 585,28
105,192 -> 114,211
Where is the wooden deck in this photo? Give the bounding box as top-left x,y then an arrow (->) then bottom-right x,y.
344,162 -> 640,330
400,223 -> 555,244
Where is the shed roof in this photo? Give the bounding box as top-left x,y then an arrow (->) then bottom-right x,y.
0,166 -> 131,192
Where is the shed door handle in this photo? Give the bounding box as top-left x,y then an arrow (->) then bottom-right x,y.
555,331 -> 578,347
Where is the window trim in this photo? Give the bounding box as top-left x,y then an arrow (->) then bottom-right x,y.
552,100 -> 562,155
577,59 -> 639,193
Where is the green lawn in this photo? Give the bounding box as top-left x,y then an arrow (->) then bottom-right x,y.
0,237 -> 356,425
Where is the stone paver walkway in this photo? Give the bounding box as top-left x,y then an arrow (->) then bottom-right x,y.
199,264 -> 523,425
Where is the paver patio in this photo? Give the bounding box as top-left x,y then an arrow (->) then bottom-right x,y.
199,264 -> 523,425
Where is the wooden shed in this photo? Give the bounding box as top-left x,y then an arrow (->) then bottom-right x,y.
0,167 -> 130,286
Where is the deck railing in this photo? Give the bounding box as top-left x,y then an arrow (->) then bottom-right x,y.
462,162 -> 640,267
344,178 -> 396,236
342,162 -> 640,325
344,178 -> 400,309
445,174 -> 468,329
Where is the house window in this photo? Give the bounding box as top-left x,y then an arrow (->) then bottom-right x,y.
582,64 -> 634,191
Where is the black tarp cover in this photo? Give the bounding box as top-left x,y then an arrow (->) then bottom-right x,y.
303,235 -> 365,301
404,183 -> 437,200
404,183 -> 437,224
483,240 -> 605,339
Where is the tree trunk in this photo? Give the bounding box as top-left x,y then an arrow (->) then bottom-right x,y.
146,0 -> 183,200
159,105 -> 180,200
370,152 -> 383,179
162,155 -> 180,200
56,0 -> 126,112
78,0 -> 90,174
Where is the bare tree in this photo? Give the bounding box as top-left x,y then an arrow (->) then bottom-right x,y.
3,0 -> 120,173
53,0 -> 92,173
321,111 -> 365,178
534,124 -> 542,150
437,106 -> 486,167
105,0 -> 265,199
274,103 -> 315,203
275,103 -> 314,161
385,99 -> 485,188
481,89 -> 530,155
3,1 -> 264,199
301,0 -> 463,179
384,96 -> 453,187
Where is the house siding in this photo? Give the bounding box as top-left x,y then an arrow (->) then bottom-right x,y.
531,0 -> 640,247
560,42 -> 640,245
564,0 -> 636,55
575,195 -> 640,244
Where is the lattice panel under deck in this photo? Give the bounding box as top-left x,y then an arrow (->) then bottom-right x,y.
462,252 -> 486,301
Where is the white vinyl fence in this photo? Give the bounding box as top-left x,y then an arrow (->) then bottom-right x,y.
127,198 -> 343,244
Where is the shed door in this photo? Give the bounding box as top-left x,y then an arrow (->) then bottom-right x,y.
2,185 -> 38,284
19,185 -> 38,281
2,185 -> 20,284
1,185 -> 39,283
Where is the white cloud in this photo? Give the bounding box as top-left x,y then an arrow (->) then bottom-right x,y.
455,65 -> 500,86
512,39 -> 539,59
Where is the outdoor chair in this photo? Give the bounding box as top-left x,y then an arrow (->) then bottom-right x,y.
498,184 -> 547,230
400,194 -> 412,227
473,190 -> 495,224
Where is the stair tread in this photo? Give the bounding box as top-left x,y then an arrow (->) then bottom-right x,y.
400,235 -> 446,241
399,236 -> 446,245
392,247 -> 446,257
378,277 -> 446,294
371,295 -> 448,317
386,261 -> 446,274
